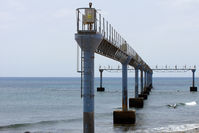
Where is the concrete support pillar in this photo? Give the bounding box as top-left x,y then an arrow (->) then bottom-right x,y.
100,70 -> 103,88
140,70 -> 143,93
129,67 -> 144,108
138,70 -> 147,100
135,67 -> 139,98
147,73 -> 152,91
190,69 -> 197,91
143,71 -> 150,95
193,70 -> 195,87
144,71 -> 147,88
83,50 -> 95,133
113,61 -> 135,124
97,69 -> 105,91
75,33 -> 103,133
122,63 -> 128,111
151,73 -> 153,88
147,72 -> 149,87
149,73 -> 151,87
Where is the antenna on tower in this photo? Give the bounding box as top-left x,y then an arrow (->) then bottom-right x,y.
89,2 -> 92,8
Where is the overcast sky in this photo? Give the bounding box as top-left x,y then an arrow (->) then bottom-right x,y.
0,0 -> 199,77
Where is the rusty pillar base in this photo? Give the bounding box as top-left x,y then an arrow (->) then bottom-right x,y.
97,87 -> 105,92
129,98 -> 144,108
113,110 -> 136,124
138,94 -> 147,100
83,112 -> 94,133
190,87 -> 197,92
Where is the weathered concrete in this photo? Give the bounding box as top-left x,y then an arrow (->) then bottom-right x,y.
129,98 -> 144,108
84,112 -> 94,133
113,110 -> 136,124
97,87 -> 105,91
190,87 -> 197,92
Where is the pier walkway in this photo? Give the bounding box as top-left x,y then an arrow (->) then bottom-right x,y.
74,3 -> 197,133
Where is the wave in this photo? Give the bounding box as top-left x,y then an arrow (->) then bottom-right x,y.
167,101 -> 197,109
134,123 -> 199,133
185,101 -> 197,106
0,118 -> 81,130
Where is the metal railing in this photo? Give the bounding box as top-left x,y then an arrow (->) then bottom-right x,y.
76,8 -> 138,58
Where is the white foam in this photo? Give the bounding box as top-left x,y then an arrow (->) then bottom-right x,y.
185,101 -> 197,106
134,124 -> 199,133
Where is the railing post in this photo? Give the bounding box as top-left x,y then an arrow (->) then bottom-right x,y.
77,9 -> 79,31
106,21 -> 108,39
103,18 -> 105,36
99,14 -> 101,33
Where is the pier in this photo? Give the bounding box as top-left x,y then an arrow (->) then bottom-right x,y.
97,65 -> 197,92
75,3 -> 152,133
74,3 -> 197,133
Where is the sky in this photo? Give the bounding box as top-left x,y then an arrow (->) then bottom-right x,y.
0,0 -> 199,77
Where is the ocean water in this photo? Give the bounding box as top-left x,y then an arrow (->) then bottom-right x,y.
0,77 -> 199,133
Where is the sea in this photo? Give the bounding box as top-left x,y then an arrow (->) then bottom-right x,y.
0,77 -> 199,133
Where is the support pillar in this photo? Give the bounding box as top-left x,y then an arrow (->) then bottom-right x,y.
97,69 -> 105,91
113,61 -> 135,124
129,67 -> 144,108
122,63 -> 128,111
83,50 -> 95,133
135,68 -> 139,98
75,33 -> 103,133
151,73 -> 153,88
140,70 -> 144,93
143,71 -> 150,95
139,70 -> 147,100
144,71 -> 147,88
190,69 -> 197,91
147,72 -> 152,92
